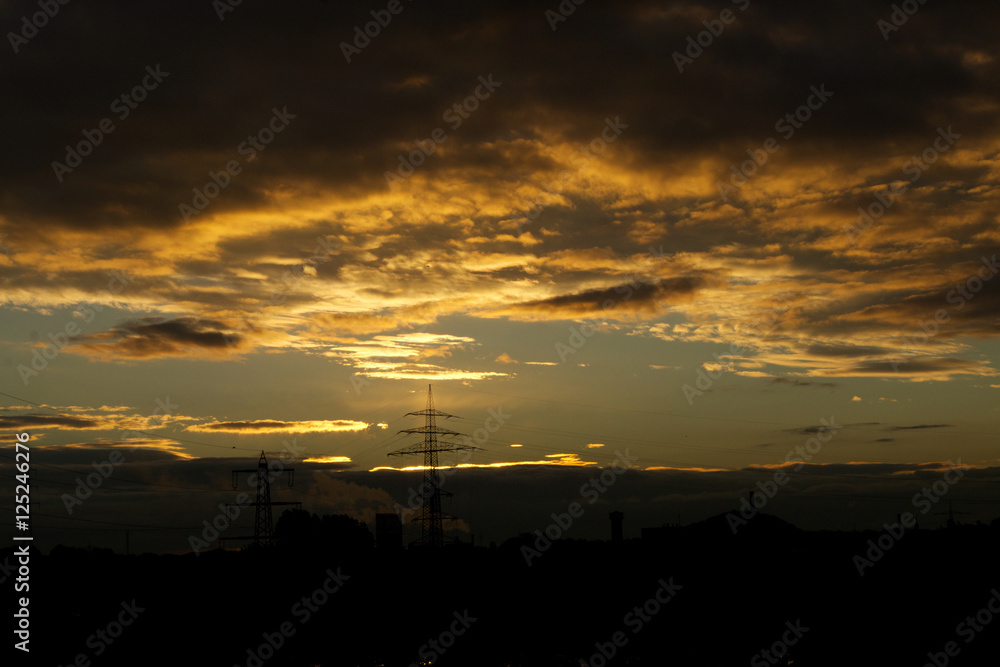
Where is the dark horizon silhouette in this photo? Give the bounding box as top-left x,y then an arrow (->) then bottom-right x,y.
9,508 -> 1000,666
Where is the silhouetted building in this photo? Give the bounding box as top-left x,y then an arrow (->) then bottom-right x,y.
376,513 -> 403,551
609,510 -> 623,544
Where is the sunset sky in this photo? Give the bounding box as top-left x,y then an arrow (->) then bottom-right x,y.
2,0 -> 999,550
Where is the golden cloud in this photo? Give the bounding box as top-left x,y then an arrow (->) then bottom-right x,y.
188,419 -> 371,434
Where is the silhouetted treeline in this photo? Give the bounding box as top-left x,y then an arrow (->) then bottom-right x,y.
7,512 -> 1000,667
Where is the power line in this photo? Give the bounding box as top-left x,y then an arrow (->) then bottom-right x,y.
0,505 -> 198,530
0,389 -> 260,453
459,386 -> 999,437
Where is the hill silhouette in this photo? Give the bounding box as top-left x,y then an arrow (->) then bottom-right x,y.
9,512 -> 1000,666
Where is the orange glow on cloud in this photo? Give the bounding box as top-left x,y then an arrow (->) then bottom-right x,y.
303,456 -> 353,464
188,419 -> 370,434
370,453 -> 597,471
60,439 -> 194,459
644,466 -> 729,472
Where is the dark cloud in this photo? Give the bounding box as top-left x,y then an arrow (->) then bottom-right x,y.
768,377 -> 837,387
1,0 -> 993,230
491,276 -> 707,320
833,260 -> 1000,342
30,440 -> 191,464
72,317 -> 244,359
0,414 -> 104,430
833,357 -> 993,377
783,421 -> 878,435
805,343 -> 891,358
0,1 -> 999,386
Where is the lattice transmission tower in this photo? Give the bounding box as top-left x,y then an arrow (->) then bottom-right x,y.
228,451 -> 300,548
935,500 -> 970,530
389,385 -> 479,548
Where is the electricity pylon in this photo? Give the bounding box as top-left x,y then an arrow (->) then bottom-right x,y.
229,451 -> 299,547
935,500 -> 970,530
389,385 -> 479,548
